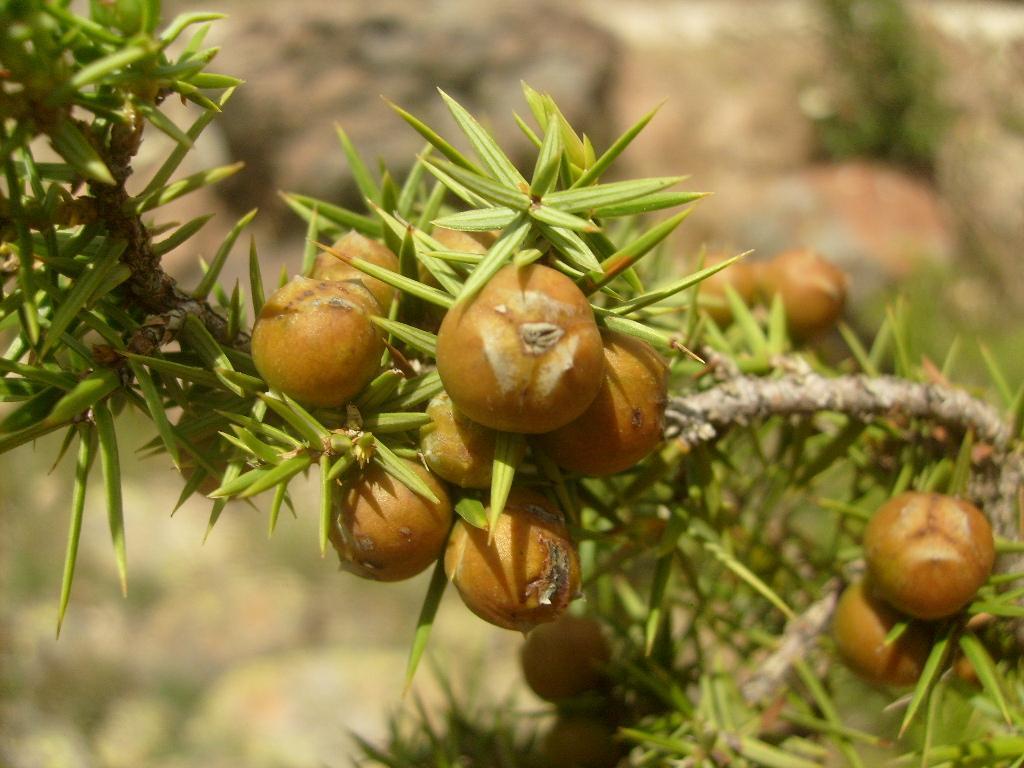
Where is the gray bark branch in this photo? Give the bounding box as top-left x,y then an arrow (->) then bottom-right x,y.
665,366 -> 1011,451
664,355 -> 1021,543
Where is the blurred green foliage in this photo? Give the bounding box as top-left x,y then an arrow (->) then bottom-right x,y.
814,0 -> 952,173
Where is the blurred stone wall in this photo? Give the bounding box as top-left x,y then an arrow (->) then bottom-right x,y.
205,0 -> 618,221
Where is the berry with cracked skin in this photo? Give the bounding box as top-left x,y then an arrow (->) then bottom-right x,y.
444,487 -> 581,632
419,392 -> 500,489
520,615 -> 610,701
535,330 -> 668,476
251,276 -> 384,408
309,231 -> 399,312
864,491 -> 994,620
832,579 -> 932,686
329,459 -> 452,582
760,248 -> 847,338
436,263 -> 604,433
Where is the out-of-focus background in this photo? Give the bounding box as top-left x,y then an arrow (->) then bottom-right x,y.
2,0 -> 1023,765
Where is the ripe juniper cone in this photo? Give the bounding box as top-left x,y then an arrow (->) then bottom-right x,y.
419,392 -> 501,489
864,491 -> 995,620
445,487 -> 580,632
309,230 -> 400,312
698,254 -> 763,326
435,263 -> 604,433
329,459 -> 452,582
536,330 -> 668,476
251,276 -> 384,408
418,228 -> 495,302
520,615 -> 610,701
832,579 -> 932,687
431,226 -> 497,254
760,248 -> 847,338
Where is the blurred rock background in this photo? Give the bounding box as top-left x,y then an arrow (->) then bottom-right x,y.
2,0 -> 1023,766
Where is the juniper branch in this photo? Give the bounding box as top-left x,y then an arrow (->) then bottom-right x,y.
665,354 -> 1021,539
6,106 -> 243,356
87,110 -> 248,354
741,580 -> 842,704
669,353 -> 1024,702
665,355 -> 1012,452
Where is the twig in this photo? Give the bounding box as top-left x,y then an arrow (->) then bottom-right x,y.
86,111 -> 248,353
666,358 -> 1011,452
665,353 -> 1021,545
741,580 -> 842,704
